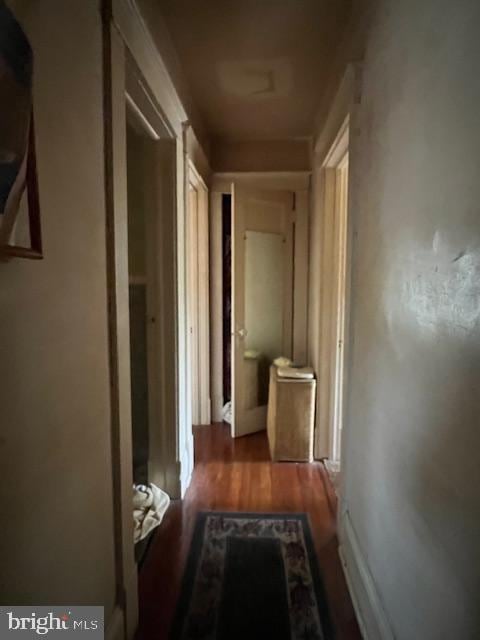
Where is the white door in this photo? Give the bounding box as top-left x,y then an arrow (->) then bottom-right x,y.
231,186 -> 294,438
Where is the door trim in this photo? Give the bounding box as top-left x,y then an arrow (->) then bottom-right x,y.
310,63 -> 362,463
187,160 -> 211,426
320,126 -> 350,465
103,21 -> 138,640
105,3 -> 194,637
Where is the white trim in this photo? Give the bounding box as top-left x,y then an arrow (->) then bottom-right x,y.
107,25 -> 139,640
113,0 -> 187,137
188,158 -> 208,190
107,3 -> 206,636
126,93 -> 160,141
177,131 -> 193,497
187,160 -> 211,426
339,511 -> 395,640
314,63 -> 361,157
180,435 -> 194,496
112,0 -> 198,503
323,116 -> 350,169
105,607 -> 125,640
185,126 -> 211,186
316,120 -> 351,465
309,64 -> 361,461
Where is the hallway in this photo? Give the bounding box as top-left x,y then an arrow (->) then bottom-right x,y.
137,424 -> 361,640
2,1 -> 480,639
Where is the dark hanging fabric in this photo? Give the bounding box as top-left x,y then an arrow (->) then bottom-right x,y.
222,194 -> 232,404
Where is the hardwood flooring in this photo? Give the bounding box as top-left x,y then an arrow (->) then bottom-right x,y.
136,423 -> 361,639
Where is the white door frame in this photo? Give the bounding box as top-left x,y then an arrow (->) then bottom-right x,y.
310,64 -> 362,467
105,2 -> 196,637
318,119 -> 350,466
107,27 -> 180,638
186,160 -> 210,426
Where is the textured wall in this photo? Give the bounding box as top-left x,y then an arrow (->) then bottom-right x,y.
343,0 -> 480,637
0,0 -> 117,617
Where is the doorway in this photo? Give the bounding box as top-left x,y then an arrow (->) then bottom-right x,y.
125,94 -> 179,566
210,176 -> 310,437
126,117 -> 153,487
318,117 -> 351,479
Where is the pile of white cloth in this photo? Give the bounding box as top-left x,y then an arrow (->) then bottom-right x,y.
133,483 -> 170,543
222,401 -> 232,424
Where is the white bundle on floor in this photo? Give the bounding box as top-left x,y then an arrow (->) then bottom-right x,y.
222,401 -> 232,424
133,483 -> 170,543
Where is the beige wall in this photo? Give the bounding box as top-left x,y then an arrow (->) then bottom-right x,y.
211,139 -> 311,173
339,0 -> 480,637
127,125 -> 147,279
0,0 -> 117,618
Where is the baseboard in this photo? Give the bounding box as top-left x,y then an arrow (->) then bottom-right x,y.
180,462 -> 193,498
105,606 -> 125,640
180,439 -> 194,498
339,510 -> 395,640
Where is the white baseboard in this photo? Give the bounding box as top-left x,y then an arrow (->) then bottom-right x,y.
339,510 -> 395,640
181,462 -> 193,498
180,438 -> 194,497
106,606 -> 125,640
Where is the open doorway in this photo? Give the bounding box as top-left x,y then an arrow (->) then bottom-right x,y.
125,101 -> 176,565
212,183 -> 304,438
117,59 -> 180,571
126,117 -> 152,488
210,177 -> 310,436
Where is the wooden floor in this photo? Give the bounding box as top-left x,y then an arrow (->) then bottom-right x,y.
137,423 -> 361,639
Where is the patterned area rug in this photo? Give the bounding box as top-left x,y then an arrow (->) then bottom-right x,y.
170,512 -> 332,640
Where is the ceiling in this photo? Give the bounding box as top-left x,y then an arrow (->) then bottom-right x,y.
139,0 -> 353,143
